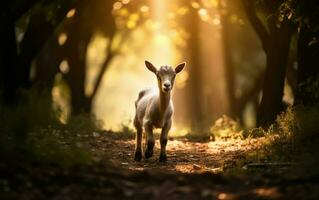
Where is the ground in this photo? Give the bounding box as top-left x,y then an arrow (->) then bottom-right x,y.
88,132 -> 267,173
1,131 -> 319,200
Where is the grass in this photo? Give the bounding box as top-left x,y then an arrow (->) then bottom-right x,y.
0,88 -> 94,168
234,104 -> 319,178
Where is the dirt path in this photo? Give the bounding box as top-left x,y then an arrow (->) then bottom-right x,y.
88,132 -> 268,173
2,132 -> 319,200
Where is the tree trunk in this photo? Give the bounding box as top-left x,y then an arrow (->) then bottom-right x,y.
0,14 -> 19,105
295,27 -> 319,105
220,6 -> 236,119
19,0 -> 75,89
33,37 -> 63,90
64,0 -> 116,116
241,0 -> 294,127
185,9 -> 206,131
257,24 -> 292,127
65,22 -> 92,114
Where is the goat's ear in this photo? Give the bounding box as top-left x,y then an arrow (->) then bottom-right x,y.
175,62 -> 186,74
145,60 -> 157,74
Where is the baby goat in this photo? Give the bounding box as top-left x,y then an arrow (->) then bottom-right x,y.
134,60 -> 186,162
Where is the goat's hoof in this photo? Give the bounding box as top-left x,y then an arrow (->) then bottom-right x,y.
159,153 -> 167,162
144,149 -> 153,159
134,151 -> 142,161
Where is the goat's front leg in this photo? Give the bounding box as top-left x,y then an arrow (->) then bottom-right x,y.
144,121 -> 154,159
160,119 -> 171,162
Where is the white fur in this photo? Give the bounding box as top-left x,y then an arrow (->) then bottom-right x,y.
135,87 -> 173,129
133,61 -> 185,162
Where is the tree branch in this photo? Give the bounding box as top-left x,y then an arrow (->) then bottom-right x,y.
90,30 -> 132,99
90,46 -> 114,99
241,0 -> 270,53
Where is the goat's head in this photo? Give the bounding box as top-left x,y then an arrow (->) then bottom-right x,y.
145,60 -> 186,93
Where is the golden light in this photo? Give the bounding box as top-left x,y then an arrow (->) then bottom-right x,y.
177,6 -> 188,16
217,193 -> 228,200
199,8 -> 208,16
254,187 -> 281,198
170,127 -> 190,137
113,1 -> 122,10
140,5 -> 149,13
238,19 -> 245,25
52,74 -> 70,124
191,1 -> 200,9
66,8 -> 76,18
207,0 -> 219,7
59,60 -> 69,74
168,12 -> 175,19
212,16 -> 221,25
126,13 -> 139,29
88,0 -> 228,132
86,35 -> 108,97
58,33 -> 68,46
198,8 -> 210,22
229,14 -> 238,24
126,20 -> 136,29
175,71 -> 189,89
89,0 -> 184,131
129,13 -> 139,21
121,0 -> 130,5
119,8 -> 128,16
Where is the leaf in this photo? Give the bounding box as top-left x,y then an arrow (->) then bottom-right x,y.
193,164 -> 202,170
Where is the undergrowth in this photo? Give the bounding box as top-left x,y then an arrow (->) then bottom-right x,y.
241,104 -> 319,177
0,89 -> 96,168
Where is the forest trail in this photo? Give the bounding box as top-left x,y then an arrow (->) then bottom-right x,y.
3,132 -> 319,200
88,132 -> 268,173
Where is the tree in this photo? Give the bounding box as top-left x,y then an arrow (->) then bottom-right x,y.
241,0 -> 294,127
0,0 -> 40,104
0,0 -> 75,104
18,0 -> 76,88
184,7 -> 207,131
289,1 -> 319,105
63,0 -> 116,114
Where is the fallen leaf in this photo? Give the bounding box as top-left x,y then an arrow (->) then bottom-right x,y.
193,164 -> 202,170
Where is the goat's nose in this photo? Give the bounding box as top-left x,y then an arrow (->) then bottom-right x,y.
164,83 -> 170,88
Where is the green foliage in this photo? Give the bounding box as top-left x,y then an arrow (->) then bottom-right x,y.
299,75 -> 319,102
245,127 -> 268,138
0,89 -> 59,138
236,104 -> 319,177
278,0 -> 319,34
97,121 -> 135,141
277,105 -> 319,141
265,105 -> 319,176
119,121 -> 135,137
210,115 -> 243,139
66,114 -> 103,134
0,88 -> 91,167
26,128 -> 90,167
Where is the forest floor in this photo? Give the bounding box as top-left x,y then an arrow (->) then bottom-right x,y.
1,131 -> 319,200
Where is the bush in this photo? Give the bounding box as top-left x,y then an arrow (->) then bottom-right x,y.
0,88 -> 91,167
210,115 -> 243,139
268,104 -> 319,176
277,105 -> 319,147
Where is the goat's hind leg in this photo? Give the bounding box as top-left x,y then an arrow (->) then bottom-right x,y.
144,121 -> 154,159
134,116 -> 143,161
